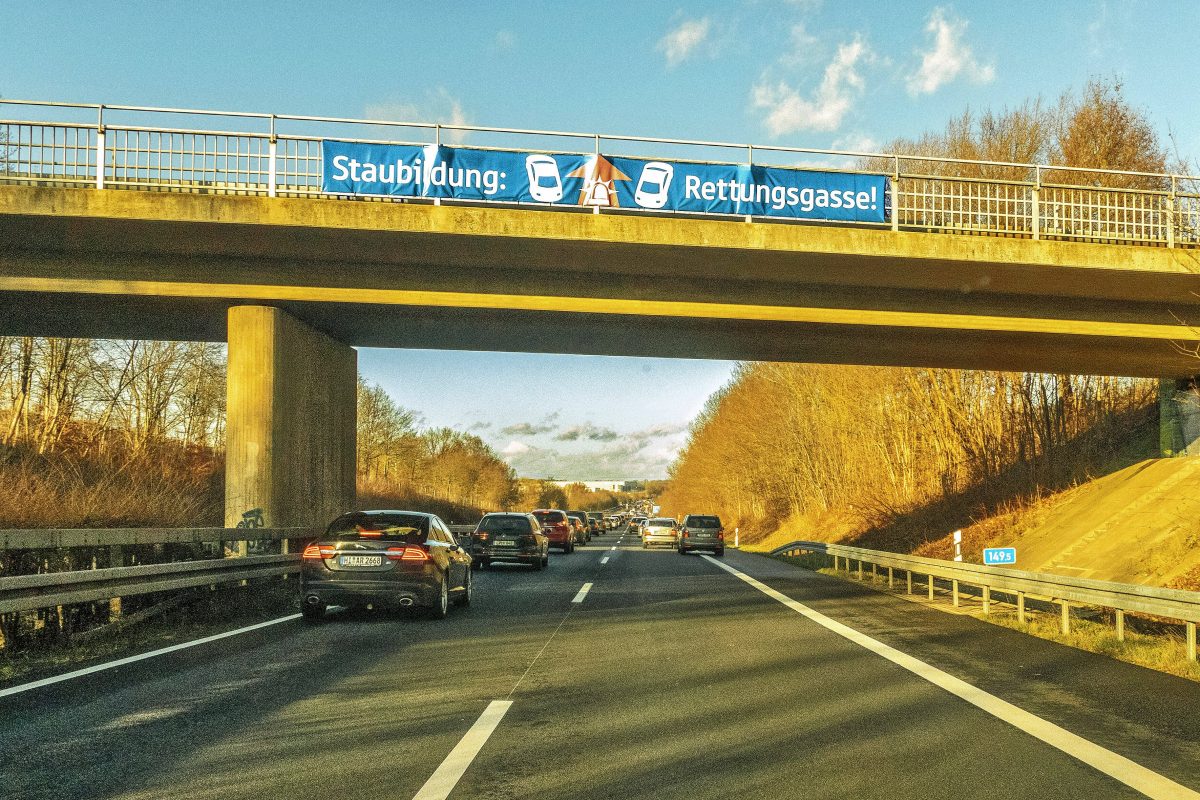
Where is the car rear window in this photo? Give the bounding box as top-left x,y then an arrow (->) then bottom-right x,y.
685,516 -> 721,528
534,510 -> 566,523
327,512 -> 428,542
649,518 -> 676,527
478,515 -> 532,534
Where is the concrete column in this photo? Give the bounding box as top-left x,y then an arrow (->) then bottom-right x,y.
1159,377 -> 1200,457
225,306 -> 356,532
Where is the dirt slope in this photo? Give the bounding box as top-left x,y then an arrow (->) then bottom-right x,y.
1010,457 -> 1200,585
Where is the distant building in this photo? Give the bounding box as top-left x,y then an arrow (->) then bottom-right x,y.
549,480 -> 632,493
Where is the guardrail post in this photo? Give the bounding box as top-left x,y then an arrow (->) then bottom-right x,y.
108,543 -> 122,618
1115,609 -> 1125,642
887,566 -> 894,588
1168,176 -> 1176,248
1187,621 -> 1197,662
268,114 -> 278,198
927,575 -> 934,600
952,579 -> 960,607
1018,591 -> 1026,624
982,585 -> 990,615
1031,166 -> 1041,241
95,104 -> 106,191
871,562 -> 877,582
906,570 -> 912,594
856,560 -> 863,580
891,156 -> 900,232
1060,600 -> 1070,634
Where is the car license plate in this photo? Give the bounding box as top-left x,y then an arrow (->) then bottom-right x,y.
339,555 -> 382,567
496,539 -> 516,546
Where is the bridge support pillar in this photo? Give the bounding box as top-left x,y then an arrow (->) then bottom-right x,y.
1159,377 -> 1200,457
225,306 -> 356,534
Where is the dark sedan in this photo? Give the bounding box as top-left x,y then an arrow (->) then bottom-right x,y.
300,510 -> 473,621
473,512 -> 549,570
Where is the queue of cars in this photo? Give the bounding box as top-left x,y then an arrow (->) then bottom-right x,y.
300,507 -> 725,622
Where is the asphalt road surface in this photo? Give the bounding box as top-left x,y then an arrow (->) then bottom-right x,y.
3,527 -> 1199,800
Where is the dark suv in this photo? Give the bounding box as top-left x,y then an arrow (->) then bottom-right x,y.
473,512 -> 549,570
678,514 -> 724,556
300,510 -> 473,621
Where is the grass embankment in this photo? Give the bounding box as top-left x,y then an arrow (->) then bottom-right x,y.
773,554 -> 1200,682
0,580 -> 298,688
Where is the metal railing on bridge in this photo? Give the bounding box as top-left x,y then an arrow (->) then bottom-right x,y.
771,539 -> 1200,662
3,98 -> 1199,248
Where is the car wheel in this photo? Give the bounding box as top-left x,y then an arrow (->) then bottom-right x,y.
478,558 -> 490,571
531,554 -> 543,571
301,602 -> 326,623
567,541 -> 575,554
642,542 -> 648,549
428,577 -> 449,619
678,547 -> 686,555
455,569 -> 473,606
714,549 -> 724,557
543,552 -> 550,567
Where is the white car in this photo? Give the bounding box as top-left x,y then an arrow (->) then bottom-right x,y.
634,161 -> 673,209
525,155 -> 563,203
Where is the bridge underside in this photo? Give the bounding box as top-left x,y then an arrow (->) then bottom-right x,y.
0,289 -> 1195,378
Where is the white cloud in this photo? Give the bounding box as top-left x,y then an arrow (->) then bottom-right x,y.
501,440 -> 531,456
365,88 -> 470,144
752,36 -> 870,136
906,7 -> 995,96
658,16 -> 712,67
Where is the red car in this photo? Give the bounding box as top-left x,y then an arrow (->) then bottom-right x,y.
532,509 -> 575,553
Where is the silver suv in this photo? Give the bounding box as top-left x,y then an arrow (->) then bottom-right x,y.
678,515 -> 724,556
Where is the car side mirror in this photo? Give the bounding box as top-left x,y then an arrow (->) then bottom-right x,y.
449,544 -> 460,552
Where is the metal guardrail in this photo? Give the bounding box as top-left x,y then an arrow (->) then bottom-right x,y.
0,526 -> 317,550
0,525 -> 482,617
0,554 -> 298,614
2,98 -> 1199,248
771,540 -> 1200,662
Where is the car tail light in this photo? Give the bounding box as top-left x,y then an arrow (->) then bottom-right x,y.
386,546 -> 430,561
476,532 -> 489,540
358,530 -> 382,538
302,543 -> 336,560
682,531 -> 690,538
717,531 -> 725,540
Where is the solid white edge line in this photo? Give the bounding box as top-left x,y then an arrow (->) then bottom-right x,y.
700,555 -> 1199,800
571,582 -> 593,603
412,699 -> 513,800
0,613 -> 302,700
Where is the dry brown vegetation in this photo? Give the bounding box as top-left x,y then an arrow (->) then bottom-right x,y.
660,364 -> 1156,549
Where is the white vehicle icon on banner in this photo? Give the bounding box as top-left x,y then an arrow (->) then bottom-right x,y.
525,155 -> 563,203
634,161 -> 673,209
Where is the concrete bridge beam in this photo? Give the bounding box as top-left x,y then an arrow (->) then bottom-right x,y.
225,305 -> 356,532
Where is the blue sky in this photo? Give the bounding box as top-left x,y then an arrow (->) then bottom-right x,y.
5,1 -> 1195,479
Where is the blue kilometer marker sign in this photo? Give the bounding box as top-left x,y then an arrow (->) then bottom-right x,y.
321,140 -> 889,223
983,547 -> 1017,566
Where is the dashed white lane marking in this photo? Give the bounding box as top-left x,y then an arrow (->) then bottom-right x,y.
701,555 -> 1200,800
0,614 -> 302,700
411,700 -> 513,800
601,557 -> 610,565
571,582 -> 594,603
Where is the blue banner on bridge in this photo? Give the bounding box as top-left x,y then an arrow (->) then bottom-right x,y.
321,140 -> 888,223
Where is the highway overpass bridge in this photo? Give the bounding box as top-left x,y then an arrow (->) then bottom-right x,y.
3,101 -> 1200,529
